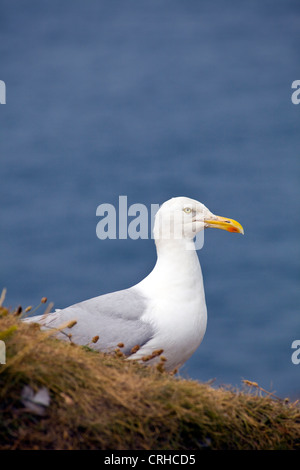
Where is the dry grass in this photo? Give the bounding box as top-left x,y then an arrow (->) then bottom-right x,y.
0,303 -> 299,450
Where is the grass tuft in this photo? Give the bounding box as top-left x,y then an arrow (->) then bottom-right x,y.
0,306 -> 299,450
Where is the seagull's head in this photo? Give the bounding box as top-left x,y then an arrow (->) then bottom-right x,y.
153,197 -> 244,242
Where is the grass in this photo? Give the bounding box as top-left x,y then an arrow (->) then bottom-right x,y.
0,300 -> 299,450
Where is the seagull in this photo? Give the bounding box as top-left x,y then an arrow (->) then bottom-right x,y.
26,197 -> 244,371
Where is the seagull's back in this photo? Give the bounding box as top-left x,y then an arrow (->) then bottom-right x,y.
30,287 -> 156,357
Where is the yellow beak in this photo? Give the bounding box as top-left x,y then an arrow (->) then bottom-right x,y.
204,215 -> 244,234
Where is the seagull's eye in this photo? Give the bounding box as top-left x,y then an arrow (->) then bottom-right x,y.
183,207 -> 192,214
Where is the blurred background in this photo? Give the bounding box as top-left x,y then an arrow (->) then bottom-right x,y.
0,0 -> 299,398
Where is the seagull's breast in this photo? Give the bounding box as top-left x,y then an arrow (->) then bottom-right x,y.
132,278 -> 207,371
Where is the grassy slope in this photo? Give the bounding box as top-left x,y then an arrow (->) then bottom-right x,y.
0,305 -> 299,450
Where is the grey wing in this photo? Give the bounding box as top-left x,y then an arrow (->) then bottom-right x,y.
26,287 -> 155,356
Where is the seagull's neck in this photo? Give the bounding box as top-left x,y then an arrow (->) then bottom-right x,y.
137,237 -> 204,295
155,237 -> 200,274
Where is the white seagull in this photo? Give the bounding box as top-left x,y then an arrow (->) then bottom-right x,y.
27,197 -> 244,371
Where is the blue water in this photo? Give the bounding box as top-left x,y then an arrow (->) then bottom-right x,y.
0,0 -> 299,398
